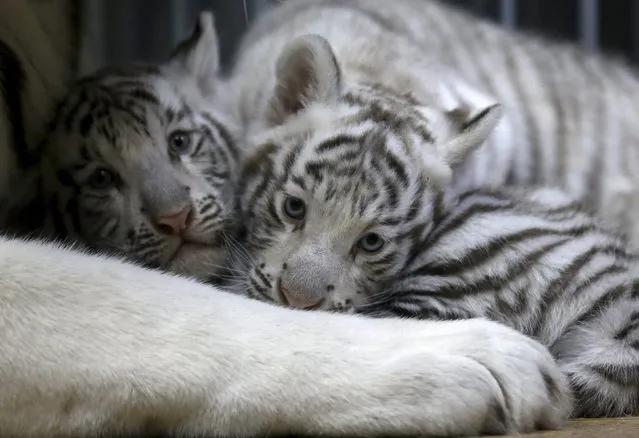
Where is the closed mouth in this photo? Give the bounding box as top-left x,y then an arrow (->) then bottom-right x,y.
166,240 -> 210,265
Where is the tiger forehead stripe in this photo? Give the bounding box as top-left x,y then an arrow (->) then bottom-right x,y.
242,142 -> 279,181
201,112 -> 240,160
165,106 -> 192,123
282,142 -> 303,178
56,78 -> 163,144
314,134 -> 360,153
342,95 -> 436,148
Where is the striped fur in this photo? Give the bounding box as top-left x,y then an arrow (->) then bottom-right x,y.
38,13 -> 240,280
362,187 -> 639,418
236,128 -> 639,417
227,9 -> 638,416
230,0 -> 639,251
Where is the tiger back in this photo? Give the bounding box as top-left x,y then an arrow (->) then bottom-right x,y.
233,0 -> 639,250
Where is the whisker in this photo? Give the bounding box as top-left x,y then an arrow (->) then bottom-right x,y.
223,232 -> 256,266
204,262 -> 245,274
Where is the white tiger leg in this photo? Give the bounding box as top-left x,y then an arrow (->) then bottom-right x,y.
0,236 -> 571,436
551,300 -> 639,417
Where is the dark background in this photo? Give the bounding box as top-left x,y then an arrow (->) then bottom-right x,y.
80,0 -> 639,73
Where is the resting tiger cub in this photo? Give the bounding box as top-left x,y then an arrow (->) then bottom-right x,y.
236,117 -> 639,416
36,14 -> 239,280
220,0 -> 639,418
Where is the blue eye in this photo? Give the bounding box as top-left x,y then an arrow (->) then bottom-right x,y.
283,196 -> 306,220
168,130 -> 192,154
88,168 -> 115,189
358,233 -> 384,253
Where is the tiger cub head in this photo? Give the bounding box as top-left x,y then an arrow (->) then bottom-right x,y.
40,12 -> 240,281
234,34 -> 502,310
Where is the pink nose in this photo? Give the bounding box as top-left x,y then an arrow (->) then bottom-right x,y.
155,204 -> 192,235
280,286 -> 324,309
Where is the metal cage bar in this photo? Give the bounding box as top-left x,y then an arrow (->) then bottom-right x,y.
579,0 -> 599,52
499,0 -> 517,29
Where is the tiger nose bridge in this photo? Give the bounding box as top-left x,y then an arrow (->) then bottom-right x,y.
280,248 -> 339,309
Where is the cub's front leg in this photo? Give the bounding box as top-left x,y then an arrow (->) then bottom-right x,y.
0,238 -> 571,436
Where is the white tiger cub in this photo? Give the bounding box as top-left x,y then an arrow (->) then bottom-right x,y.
0,3 -> 570,436
35,14 -> 240,281
236,120 -> 639,417
234,0 -> 639,251
219,1 -> 637,419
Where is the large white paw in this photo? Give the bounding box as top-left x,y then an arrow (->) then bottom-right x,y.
293,317 -> 572,436
386,318 -> 573,436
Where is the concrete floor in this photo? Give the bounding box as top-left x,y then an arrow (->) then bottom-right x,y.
503,417 -> 639,438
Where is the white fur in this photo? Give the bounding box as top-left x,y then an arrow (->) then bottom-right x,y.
0,236 -> 570,436
228,4 -> 499,153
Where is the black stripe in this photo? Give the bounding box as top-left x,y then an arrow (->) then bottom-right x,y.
430,190 -> 445,225
615,311 -> 639,341
420,226 -> 592,277
399,238 -> 570,301
203,113 -> 239,160
460,104 -> 496,133
570,264 -> 628,299
568,284 -> 628,328
589,362 -> 639,387
533,245 -> 626,336
191,136 -> 206,156
304,160 -> 327,183
243,144 -> 278,214
130,87 -> 160,105
425,196 -> 514,247
494,284 -> 529,318
315,134 -> 360,154
282,143 -> 303,179
382,151 -> 410,189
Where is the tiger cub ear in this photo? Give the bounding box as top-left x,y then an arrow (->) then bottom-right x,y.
267,34 -> 342,127
168,11 -> 220,96
436,81 -> 502,166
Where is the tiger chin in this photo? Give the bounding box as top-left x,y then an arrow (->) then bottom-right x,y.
38,12 -> 241,281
